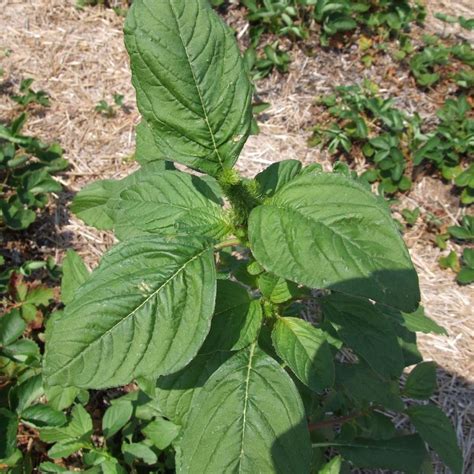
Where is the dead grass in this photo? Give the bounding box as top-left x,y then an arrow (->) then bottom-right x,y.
0,0 -> 472,472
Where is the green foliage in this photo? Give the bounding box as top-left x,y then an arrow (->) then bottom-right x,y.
409,39 -> 474,87
311,85 -> 473,204
314,0 -> 425,45
310,82 -> 414,194
95,93 -> 126,117
11,78 -> 50,107
0,113 -> 67,230
435,12 -> 474,31
35,1 -> 465,472
457,248 -> 474,284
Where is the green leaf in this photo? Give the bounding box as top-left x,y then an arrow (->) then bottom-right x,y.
44,385 -> 80,411
257,272 -> 298,304
61,250 -> 89,305
122,442 -> 157,465
40,404 -> 92,444
70,179 -> 119,230
180,345 -> 311,473
0,408 -> 18,459
111,171 -> 229,240
407,404 -> 463,474
103,401 -> 134,438
404,362 -> 437,399
21,404 -> 67,428
154,351 -> 232,425
24,286 -> 54,306
399,307 -> 446,335
48,440 -> 86,459
200,280 -> 262,353
124,0 -> 252,176
335,363 -> 404,412
0,309 -> 26,346
10,374 -> 44,414
272,317 -> 334,392
255,160 -> 302,197
44,236 -> 216,389
142,418 -> 180,449
322,295 -> 404,378
248,173 -> 419,312
71,162 -> 168,230
0,201 -> 36,230
135,120 -> 168,166
318,455 -> 342,473
323,435 -> 426,472
38,462 -> 71,473
355,412 -> 397,441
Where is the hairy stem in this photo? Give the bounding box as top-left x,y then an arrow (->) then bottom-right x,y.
308,411 -> 367,431
214,238 -> 242,251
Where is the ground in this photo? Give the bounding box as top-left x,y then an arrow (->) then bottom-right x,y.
0,0 -> 472,472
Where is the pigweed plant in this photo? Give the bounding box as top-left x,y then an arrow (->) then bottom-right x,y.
44,1 -> 463,472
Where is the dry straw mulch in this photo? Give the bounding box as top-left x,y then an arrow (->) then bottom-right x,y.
0,0 -> 472,471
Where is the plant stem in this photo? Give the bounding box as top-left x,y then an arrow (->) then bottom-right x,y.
308,411 -> 365,431
214,238 -> 241,251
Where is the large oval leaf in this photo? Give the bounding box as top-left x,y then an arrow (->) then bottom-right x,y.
179,345 -> 311,473
44,236 -> 216,389
124,0 -> 253,176
111,171 -> 229,240
248,173 -> 419,311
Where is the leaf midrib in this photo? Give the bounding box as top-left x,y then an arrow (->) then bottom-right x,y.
238,342 -> 256,473
168,1 -> 224,170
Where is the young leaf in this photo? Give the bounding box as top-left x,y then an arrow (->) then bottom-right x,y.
248,173 -> 420,312
142,418 -> 180,450
321,435 -> 426,472
124,0 -> 253,176
71,162 -> 168,230
258,272 -> 298,304
0,408 -> 18,459
122,442 -> 157,465
407,404 -> 463,474
44,385 -> 80,412
9,374 -> 44,414
404,362 -> 437,399
48,440 -> 87,460
322,295 -> 404,378
179,345 -> 312,473
103,401 -> 134,438
199,280 -> 262,353
61,249 -> 89,305
255,159 -> 302,197
318,456 -> 342,473
20,404 -> 67,428
394,306 -> 446,335
0,309 -> 26,346
272,317 -> 335,392
40,404 -> 92,444
110,171 -> 229,240
44,236 -> 216,389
